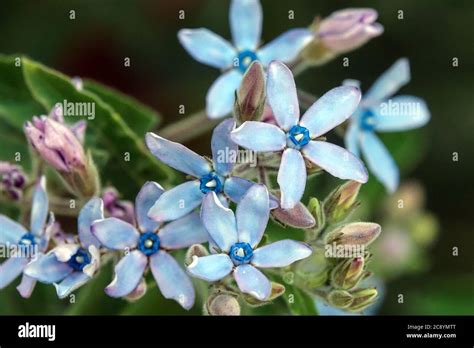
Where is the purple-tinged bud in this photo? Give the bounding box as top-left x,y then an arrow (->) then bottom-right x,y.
324,181 -> 361,223
234,61 -> 266,124
272,200 -> 316,229
102,187 -> 136,225
207,294 -> 241,316
0,161 -> 27,201
325,222 -> 381,247
330,257 -> 367,290
185,244 -> 209,266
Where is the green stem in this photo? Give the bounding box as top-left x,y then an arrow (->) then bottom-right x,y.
157,110 -> 219,143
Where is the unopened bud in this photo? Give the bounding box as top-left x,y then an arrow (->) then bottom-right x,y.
102,187 -> 136,225
348,287 -> 378,312
331,257 -> 366,290
0,161 -> 27,201
271,201 -> 316,229
327,289 -> 353,308
324,181 -> 361,223
234,61 -> 266,124
307,197 -> 325,237
325,222 -> 381,247
207,294 -> 241,316
185,244 -> 209,266
243,282 -> 286,307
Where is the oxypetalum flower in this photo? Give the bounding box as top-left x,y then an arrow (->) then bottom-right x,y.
24,197 -> 104,299
145,119 -> 277,222
0,161 -> 26,200
344,58 -> 431,192
231,61 -> 368,209
0,177 -> 51,298
187,184 -> 312,301
91,182 -> 209,309
178,0 -> 314,119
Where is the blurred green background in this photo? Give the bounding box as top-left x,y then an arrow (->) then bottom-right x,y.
0,0 -> 472,315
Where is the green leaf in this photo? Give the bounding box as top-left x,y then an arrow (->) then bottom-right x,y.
283,284 -> 318,315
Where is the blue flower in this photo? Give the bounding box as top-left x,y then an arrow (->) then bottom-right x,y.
145,119 -> 278,222
344,58 -> 431,192
24,197 -> 104,299
187,184 -> 312,301
231,61 -> 368,209
178,0 -> 314,119
91,182 -> 210,310
0,176 -> 51,298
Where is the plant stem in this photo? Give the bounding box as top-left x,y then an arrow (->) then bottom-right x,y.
158,110 -> 220,143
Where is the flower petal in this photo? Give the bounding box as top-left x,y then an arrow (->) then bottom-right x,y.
212,119 -> 238,176
78,197 -> 103,248
230,0 -> 262,51
302,141 -> 368,183
224,176 -> 279,209
359,131 -> 399,193
0,257 -> 28,289
91,218 -> 140,250
0,215 -> 27,245
187,254 -> 233,282
201,192 -> 237,252
30,176 -> 48,236
258,28 -> 314,66
266,61 -> 300,131
16,274 -> 37,299
345,118 -> 361,157
300,86 -> 361,138
178,28 -> 235,69
135,181 -> 165,233
252,240 -> 312,268
24,253 -> 72,284
54,271 -> 91,299
231,121 -> 286,152
277,148 -> 306,209
236,184 -> 269,248
146,132 -> 212,177
234,264 -> 271,301
159,212 -> 209,250
105,250 -> 147,298
206,69 -> 243,119
147,181 -> 203,222
150,250 -> 195,310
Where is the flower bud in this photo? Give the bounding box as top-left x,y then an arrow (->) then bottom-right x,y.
325,222 -> 381,247
234,61 -> 266,123
243,282 -> 286,307
347,287 -> 378,312
327,289 -> 353,308
295,248 -> 329,289
271,201 -> 316,229
0,161 -> 27,201
307,197 -> 326,237
207,294 -> 241,316
102,187 -> 136,225
330,257 -> 366,290
185,244 -> 209,266
324,181 -> 361,223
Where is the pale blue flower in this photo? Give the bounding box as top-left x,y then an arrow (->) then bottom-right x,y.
187,184 -> 312,301
178,0 -> 314,118
344,58 -> 431,192
231,61 -> 368,209
145,119 -> 278,222
91,182 -> 209,310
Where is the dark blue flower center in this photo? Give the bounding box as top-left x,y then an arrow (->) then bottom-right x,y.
138,232 -> 160,256
67,248 -> 91,271
200,172 -> 223,194
229,242 -> 254,265
18,232 -> 37,256
288,125 -> 311,149
236,50 -> 258,73
359,109 -> 377,131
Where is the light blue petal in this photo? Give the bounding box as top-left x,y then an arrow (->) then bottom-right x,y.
159,212 -> 209,250
372,96 -> 430,132
234,264 -> 271,301
135,181 -> 165,233
0,257 -> 28,289
364,58 -> 410,105
105,250 -> 148,298
201,192 -> 237,252
360,131 -> 399,193
91,218 -> 139,250
231,121 -> 286,152
24,253 -> 72,284
230,0 -> 262,51
30,176 -> 48,236
187,254 -> 233,282
147,181 -> 203,222
236,184 -> 269,248
302,141 -> 368,183
224,176 -> 279,209
345,118 -> 361,157
266,61 -> 300,131
0,215 -> 27,245
252,240 -> 312,268
16,274 -> 37,298
146,132 -> 212,177
206,69 -> 243,119
78,197 -> 103,248
277,148 -> 306,209
258,28 -> 314,66
150,250 -> 195,310
212,119 -> 238,176
300,86 -> 361,138
178,28 -> 235,69
54,272 -> 91,299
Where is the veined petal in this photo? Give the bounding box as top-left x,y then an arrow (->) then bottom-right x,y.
258,28 -> 314,66
24,253 -> 72,284
105,250 -> 147,298
187,254 -> 233,282
201,192 -> 238,252
302,141 -> 368,183
277,148 -> 306,209
159,212 -> 209,250
234,264 -> 271,301
0,215 -> 27,245
78,197 -> 103,248
224,176 -> 279,209
345,118 -> 361,157
206,70 -> 243,119
0,257 -> 28,289
231,121 -> 286,152
147,181 -> 203,222
212,119 -> 238,176
266,61 -> 300,131
54,272 -> 91,299
300,86 -> 361,138
252,240 -> 312,268
146,132 -> 212,177
91,218 -> 140,250
178,28 -> 235,69
150,250 -> 195,310
16,274 -> 37,299
230,0 -> 262,51
360,131 -> 399,193
135,181 -> 165,233
30,176 -> 48,236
